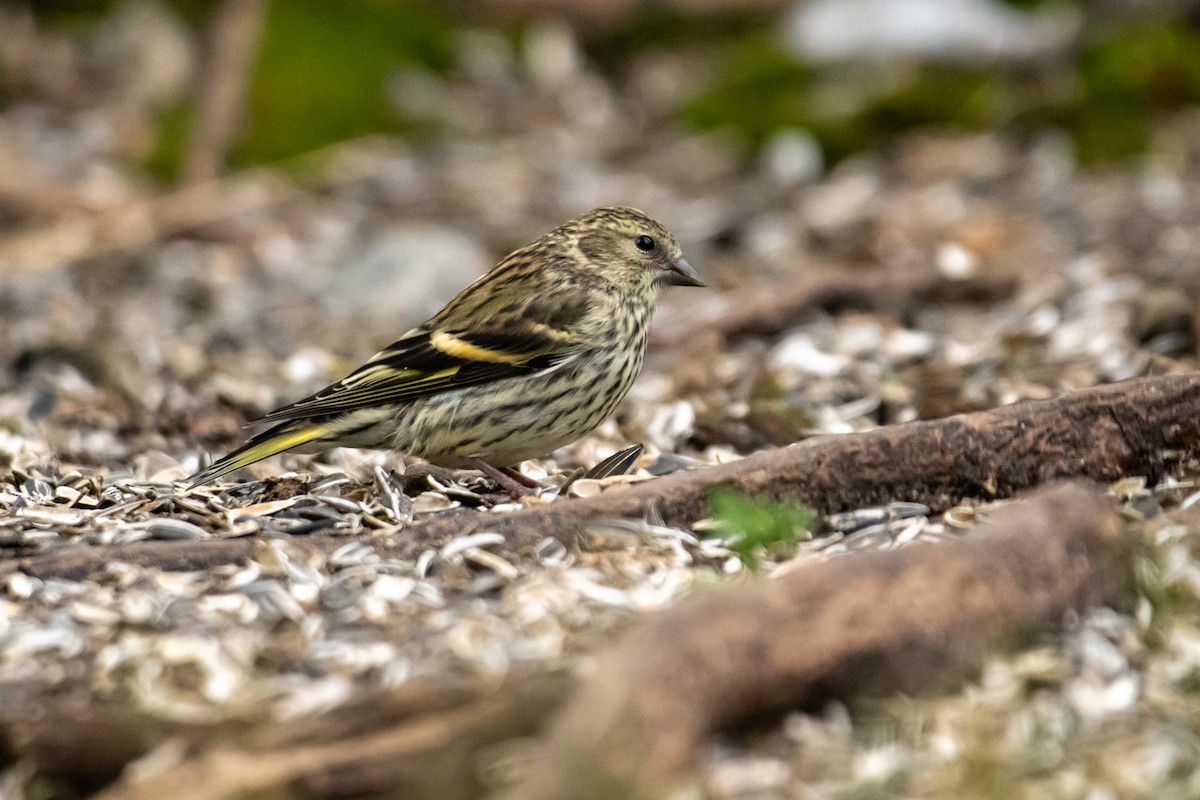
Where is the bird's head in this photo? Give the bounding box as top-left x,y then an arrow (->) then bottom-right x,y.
561,206 -> 704,300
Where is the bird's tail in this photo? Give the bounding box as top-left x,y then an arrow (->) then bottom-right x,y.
185,420 -> 329,488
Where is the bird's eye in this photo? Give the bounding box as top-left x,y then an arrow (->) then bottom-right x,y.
634,235 -> 655,252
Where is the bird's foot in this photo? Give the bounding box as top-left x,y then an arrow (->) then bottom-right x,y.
400,463 -> 461,495
469,458 -> 540,500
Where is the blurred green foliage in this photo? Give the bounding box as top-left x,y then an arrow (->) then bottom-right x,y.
146,0 -> 454,177
708,486 -> 816,570
682,39 -> 1014,163
235,0 -> 453,166
22,1 -> 1200,174
583,5 -> 775,67
144,103 -> 192,181
26,0 -> 119,26
682,36 -> 816,147
1071,19 -> 1200,160
685,14 -> 1200,164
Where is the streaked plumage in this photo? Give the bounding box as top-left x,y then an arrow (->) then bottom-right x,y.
187,206 -> 704,487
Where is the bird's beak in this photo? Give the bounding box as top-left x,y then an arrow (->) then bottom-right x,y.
660,257 -> 706,287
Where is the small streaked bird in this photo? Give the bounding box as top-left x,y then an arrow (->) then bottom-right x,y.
187,207 -> 704,491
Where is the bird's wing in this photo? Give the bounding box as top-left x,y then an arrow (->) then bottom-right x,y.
254,293 -> 589,423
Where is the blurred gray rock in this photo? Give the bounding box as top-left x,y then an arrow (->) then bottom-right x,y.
761,128 -> 824,185
317,225 -> 490,324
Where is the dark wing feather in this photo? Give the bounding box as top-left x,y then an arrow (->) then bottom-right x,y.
254,291 -> 588,423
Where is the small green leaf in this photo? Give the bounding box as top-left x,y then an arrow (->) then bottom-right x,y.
708,486 -> 817,570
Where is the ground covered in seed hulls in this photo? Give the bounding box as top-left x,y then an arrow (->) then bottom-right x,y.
7,4 -> 1200,798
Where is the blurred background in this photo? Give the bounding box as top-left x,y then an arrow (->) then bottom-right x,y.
3,0 -> 1200,477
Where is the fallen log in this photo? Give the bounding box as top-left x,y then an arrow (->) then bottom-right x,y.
383,370 -> 1200,558
0,538 -> 260,581
2,672 -> 572,800
501,481 -> 1130,800
6,371 -> 1199,579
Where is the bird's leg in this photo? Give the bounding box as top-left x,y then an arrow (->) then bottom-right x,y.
469,458 -> 539,499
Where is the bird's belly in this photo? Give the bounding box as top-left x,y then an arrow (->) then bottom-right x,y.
395,349 -> 641,468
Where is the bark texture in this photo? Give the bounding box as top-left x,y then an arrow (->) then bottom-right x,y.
501,482 -> 1129,800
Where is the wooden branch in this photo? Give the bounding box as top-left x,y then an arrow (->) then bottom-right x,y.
501,481 -> 1129,800
0,136 -> 403,272
0,538 -> 260,581
0,693 -> 197,794
0,173 -> 300,272
0,153 -> 110,219
0,138 -> 404,273
182,0 -> 267,184
6,371 -> 1199,580
650,269 -> 1018,347
1,673 -> 570,800
83,672 -> 571,800
383,370 -> 1200,558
